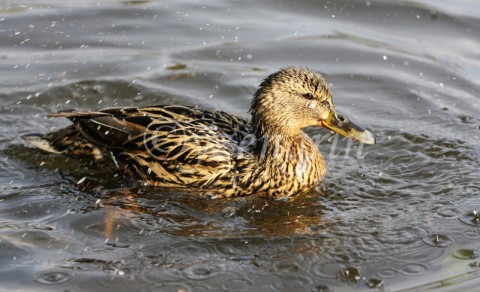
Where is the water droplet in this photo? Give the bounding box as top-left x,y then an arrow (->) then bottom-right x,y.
453,249 -> 479,260
222,207 -> 237,218
469,262 -> 480,268
336,266 -> 361,283
422,233 -> 455,247
365,278 -> 383,288
34,271 -> 70,285
459,210 -> 480,226
77,177 -> 87,184
382,55 -> 388,60
65,209 -> 75,215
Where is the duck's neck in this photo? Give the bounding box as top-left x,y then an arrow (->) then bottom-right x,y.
245,130 -> 327,198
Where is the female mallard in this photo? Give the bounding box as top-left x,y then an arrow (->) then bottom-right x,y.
23,67 -> 375,199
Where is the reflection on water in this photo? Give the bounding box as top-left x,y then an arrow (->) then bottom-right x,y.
1,0 -> 480,290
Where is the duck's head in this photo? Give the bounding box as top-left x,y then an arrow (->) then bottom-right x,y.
250,67 -> 375,144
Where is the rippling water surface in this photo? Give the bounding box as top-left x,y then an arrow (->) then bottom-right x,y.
1,0 -> 480,291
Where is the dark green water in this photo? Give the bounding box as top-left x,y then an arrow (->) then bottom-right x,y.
1,0 -> 479,291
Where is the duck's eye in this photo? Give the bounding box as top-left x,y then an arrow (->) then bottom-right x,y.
322,101 -> 330,108
303,93 -> 315,100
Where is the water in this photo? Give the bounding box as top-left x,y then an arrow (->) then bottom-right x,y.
1,0 -> 479,290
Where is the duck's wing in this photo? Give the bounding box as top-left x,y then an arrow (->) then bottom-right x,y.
49,105 -> 254,188
47,107 -> 149,150
48,105 -> 253,151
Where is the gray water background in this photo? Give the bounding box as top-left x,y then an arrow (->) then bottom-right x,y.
1,0 -> 480,291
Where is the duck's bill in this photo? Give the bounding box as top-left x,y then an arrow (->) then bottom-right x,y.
321,110 -> 376,144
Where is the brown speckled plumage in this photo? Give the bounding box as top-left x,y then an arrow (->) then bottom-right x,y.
23,67 -> 375,199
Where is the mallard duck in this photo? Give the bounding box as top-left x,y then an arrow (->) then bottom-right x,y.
23,67 -> 375,199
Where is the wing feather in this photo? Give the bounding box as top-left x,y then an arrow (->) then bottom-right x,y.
48,105 -> 253,189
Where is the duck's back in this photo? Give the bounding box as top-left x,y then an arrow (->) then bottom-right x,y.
24,105 -> 256,194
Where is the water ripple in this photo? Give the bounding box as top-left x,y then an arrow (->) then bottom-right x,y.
33,270 -> 71,285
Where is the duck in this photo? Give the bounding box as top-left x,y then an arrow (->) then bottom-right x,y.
22,67 -> 375,199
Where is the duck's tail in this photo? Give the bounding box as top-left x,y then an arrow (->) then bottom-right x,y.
21,125 -> 104,160
22,133 -> 63,154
